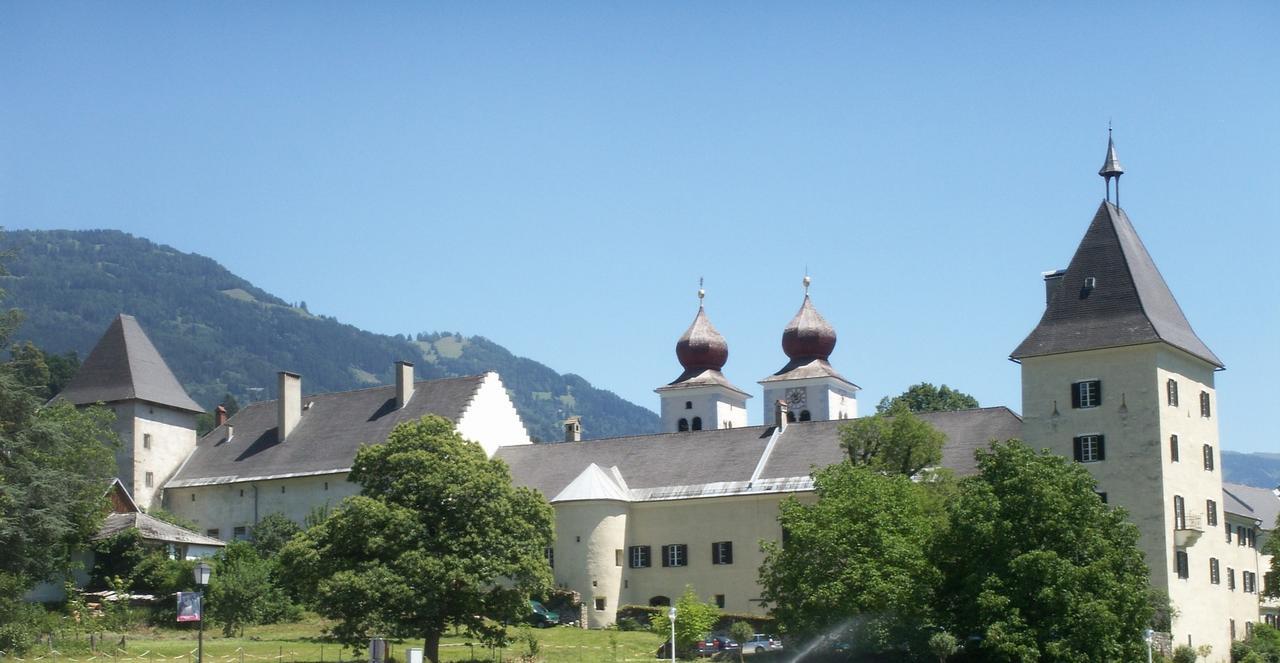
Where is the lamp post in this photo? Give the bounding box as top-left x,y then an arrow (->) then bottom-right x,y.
1144,628 -> 1154,663
194,561 -> 213,663
668,606 -> 677,663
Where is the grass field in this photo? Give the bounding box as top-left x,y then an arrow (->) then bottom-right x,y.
1,617 -> 672,663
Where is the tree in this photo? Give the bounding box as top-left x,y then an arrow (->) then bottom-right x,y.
728,621 -> 755,662
877,383 -> 979,414
278,415 -> 554,663
250,512 -> 301,558
208,541 -> 286,636
759,462 -> 941,656
839,403 -> 946,476
932,441 -> 1151,662
651,586 -> 720,656
928,631 -> 960,662
1264,514 -> 1279,600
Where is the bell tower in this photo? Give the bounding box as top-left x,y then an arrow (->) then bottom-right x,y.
758,276 -> 859,423
655,282 -> 750,432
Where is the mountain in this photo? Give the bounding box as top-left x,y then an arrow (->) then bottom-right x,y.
1,229 -> 660,443
1222,451 -> 1280,491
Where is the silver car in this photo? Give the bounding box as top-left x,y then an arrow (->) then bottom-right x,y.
741,634 -> 783,654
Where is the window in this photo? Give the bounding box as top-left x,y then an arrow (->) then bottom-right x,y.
206,528 -> 220,539
1073,435 -> 1105,462
1266,614 -> 1278,628
191,493 -> 196,501
1203,444 -> 1214,471
1210,558 -> 1220,584
594,597 -> 606,611
1238,526 -> 1247,546
714,594 -> 725,608
1166,379 -> 1179,406
233,526 -> 248,540
545,547 -> 554,569
629,545 -> 651,568
684,401 -> 692,410
1200,391 -> 1211,417
1207,499 -> 1217,527
712,541 -> 733,565
240,489 -> 244,497
1228,567 -> 1236,590
1266,572 -> 1276,595
1173,495 -> 1186,530
1244,571 -> 1256,594
143,433 -> 151,450
145,472 -> 154,488
1246,527 -> 1257,549
1096,491 -> 1108,504
281,485 -> 286,494
798,410 -> 811,421
1169,435 -> 1179,462
1230,619 -> 1236,641
1246,622 -> 1254,639
1072,380 -> 1101,408
691,417 -> 703,431
324,482 -> 328,491
1226,522 -> 1232,544
678,418 -> 689,432
1175,551 -> 1189,579
661,544 -> 688,568
615,549 -> 623,567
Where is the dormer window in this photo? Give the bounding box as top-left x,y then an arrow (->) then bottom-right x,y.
1083,276 -> 1097,289
1072,380 -> 1101,408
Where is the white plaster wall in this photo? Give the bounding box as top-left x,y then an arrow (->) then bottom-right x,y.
457,372 -> 532,455
659,387 -> 748,433
166,473 -> 358,539
761,379 -> 858,423
115,402 -> 198,510
552,501 -> 629,627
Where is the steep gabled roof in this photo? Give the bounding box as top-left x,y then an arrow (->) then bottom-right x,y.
56,314 -> 204,413
551,463 -> 632,503
166,375 -> 486,487
1011,202 -> 1222,368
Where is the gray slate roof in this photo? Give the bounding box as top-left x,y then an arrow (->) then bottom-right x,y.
496,406 -> 1023,500
1011,202 -> 1222,368
167,376 -> 485,487
93,512 -> 226,547
1223,482 -> 1280,529
57,314 -> 204,413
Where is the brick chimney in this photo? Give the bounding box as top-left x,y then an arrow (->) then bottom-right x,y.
396,361 -> 414,409
563,416 -> 582,443
774,400 -> 789,431
214,405 -> 228,427
278,371 -> 302,442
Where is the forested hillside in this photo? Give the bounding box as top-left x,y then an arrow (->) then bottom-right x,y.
1222,451 -> 1280,491
1,229 -> 660,442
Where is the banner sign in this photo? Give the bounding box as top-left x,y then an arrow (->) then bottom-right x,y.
176,592 -> 203,622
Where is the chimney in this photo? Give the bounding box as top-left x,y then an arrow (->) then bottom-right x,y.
278,371 -> 302,442
563,416 -> 582,443
774,400 -> 789,431
1042,269 -> 1066,306
225,425 -> 234,441
395,361 -> 415,409
215,405 -> 228,427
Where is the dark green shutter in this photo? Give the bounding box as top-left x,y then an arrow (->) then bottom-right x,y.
1071,383 -> 1081,409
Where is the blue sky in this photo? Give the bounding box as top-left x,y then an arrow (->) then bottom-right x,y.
3,3 -> 1277,452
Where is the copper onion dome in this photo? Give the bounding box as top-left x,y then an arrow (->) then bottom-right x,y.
781,277 -> 836,361
675,287 -> 729,371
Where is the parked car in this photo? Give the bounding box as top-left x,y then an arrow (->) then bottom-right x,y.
527,600 -> 559,627
697,635 -> 740,657
741,634 -> 784,654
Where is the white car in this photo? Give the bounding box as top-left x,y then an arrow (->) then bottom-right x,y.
741,634 -> 783,654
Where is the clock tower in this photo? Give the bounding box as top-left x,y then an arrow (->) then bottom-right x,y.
759,277 -> 859,423
655,285 -> 750,432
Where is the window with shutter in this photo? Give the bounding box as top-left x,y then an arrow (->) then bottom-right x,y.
1200,391 -> 1211,417
1203,444 -> 1214,471
1207,500 -> 1217,526
1169,435 -> 1179,462
1167,379 -> 1179,406
1210,558 -> 1220,584
1174,495 -> 1186,530
712,541 -> 733,565
1072,381 -> 1101,408
1238,526 -> 1247,546
1228,567 -> 1236,590
630,545 -> 651,568
1226,522 -> 1232,543
1175,551 -> 1189,579
1073,435 -> 1104,462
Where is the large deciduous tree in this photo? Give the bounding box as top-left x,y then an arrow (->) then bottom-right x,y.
278,415 -> 554,663
840,403 -> 946,477
877,382 -> 979,414
932,441 -> 1151,662
759,462 -> 941,656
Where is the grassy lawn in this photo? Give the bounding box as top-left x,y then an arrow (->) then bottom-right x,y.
11,617 -> 671,663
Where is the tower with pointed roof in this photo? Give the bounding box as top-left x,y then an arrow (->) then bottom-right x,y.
1013,134 -> 1248,656
758,277 -> 859,423
654,285 -> 750,432
57,314 -> 203,510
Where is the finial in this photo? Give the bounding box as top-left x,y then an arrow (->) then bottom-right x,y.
698,277 -> 705,307
803,272 -> 811,296
1099,126 -> 1125,206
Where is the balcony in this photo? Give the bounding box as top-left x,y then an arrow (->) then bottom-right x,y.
1175,515 -> 1203,547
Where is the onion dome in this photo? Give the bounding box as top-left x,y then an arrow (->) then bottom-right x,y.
676,287 -> 729,371
781,276 -> 836,361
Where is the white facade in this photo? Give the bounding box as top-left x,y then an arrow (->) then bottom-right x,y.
759,378 -> 858,423
112,401 -> 198,510
457,371 -> 533,456
656,385 -> 749,433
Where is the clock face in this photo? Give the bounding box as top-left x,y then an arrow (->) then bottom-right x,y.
785,387 -> 808,409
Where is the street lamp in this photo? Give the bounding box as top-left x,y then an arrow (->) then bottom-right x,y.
668,606 -> 677,663
193,561 -> 213,663
1144,628 -> 1154,663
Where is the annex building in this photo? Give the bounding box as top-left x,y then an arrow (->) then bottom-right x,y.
54,137 -> 1276,658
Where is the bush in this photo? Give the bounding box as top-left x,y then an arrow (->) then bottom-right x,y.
1172,644 -> 1198,663
615,616 -> 645,632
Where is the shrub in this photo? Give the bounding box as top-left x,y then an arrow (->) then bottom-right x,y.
1172,644 -> 1198,663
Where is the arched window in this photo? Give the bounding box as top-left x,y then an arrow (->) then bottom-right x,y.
649,596 -> 671,607
692,417 -> 703,431
786,411 -> 796,423
685,401 -> 693,410
678,418 -> 689,432
799,410 -> 811,422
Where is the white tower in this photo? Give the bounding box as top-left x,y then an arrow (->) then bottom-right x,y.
759,277 -> 859,422
655,284 -> 750,432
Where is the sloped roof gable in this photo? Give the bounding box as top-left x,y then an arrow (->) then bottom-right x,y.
57,314 -> 204,413
1011,202 -> 1222,368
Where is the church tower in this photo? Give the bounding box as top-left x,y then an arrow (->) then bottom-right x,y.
1012,134 -> 1248,656
56,314 -> 203,510
655,284 -> 750,432
758,277 -> 858,422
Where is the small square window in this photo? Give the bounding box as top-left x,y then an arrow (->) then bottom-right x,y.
662,544 -> 688,567
714,594 -> 725,609
145,472 -> 154,488
206,528 -> 220,539
1096,491 -> 1108,504
233,526 -> 248,540
615,549 -> 623,567
594,597 -> 606,611
712,541 -> 734,565
1073,435 -> 1105,462
629,545 -> 651,569
1072,380 -> 1101,408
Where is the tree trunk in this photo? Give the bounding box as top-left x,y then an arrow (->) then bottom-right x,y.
424,632 -> 441,663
